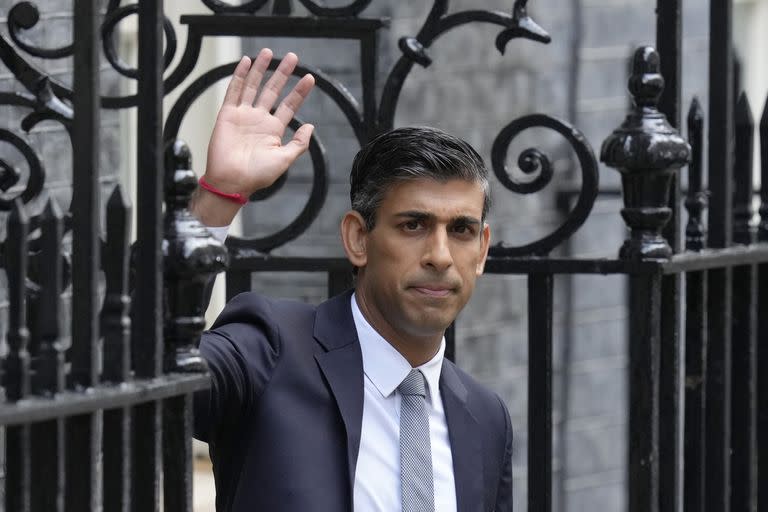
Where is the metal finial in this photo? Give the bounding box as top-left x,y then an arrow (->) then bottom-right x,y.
600,46 -> 691,260
164,139 -> 197,210
163,139 -> 228,373
628,47 -> 664,108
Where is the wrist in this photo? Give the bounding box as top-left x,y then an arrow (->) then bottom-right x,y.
190,185 -> 244,227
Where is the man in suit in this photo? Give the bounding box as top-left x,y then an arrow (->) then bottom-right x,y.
192,48 -> 513,512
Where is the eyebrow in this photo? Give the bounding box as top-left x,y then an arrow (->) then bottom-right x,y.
394,211 -> 481,225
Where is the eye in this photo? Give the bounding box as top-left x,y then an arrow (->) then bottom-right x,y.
403,220 -> 421,231
452,223 -> 474,235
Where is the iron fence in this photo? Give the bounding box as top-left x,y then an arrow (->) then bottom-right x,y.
0,0 -> 766,511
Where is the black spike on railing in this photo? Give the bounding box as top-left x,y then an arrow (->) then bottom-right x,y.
600,46 -> 691,260
683,95 -> 708,512
163,139 -> 228,373
5,199 -> 31,402
759,97 -> 768,242
730,90 -> 758,512
34,197 -> 65,396
101,186 -> 133,512
29,199 -> 66,512
685,97 -> 707,251
102,185 -> 132,383
5,199 -> 32,512
733,92 -> 755,246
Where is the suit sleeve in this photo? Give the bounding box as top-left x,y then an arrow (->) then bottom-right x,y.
494,395 -> 514,512
194,292 -> 281,442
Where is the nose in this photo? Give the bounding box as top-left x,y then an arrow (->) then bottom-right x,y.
422,229 -> 453,272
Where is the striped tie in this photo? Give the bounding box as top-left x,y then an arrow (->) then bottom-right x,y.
398,369 -> 435,512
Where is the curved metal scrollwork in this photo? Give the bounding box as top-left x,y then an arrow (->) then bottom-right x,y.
0,129 -> 45,211
225,114 -> 329,254
1,1 -> 180,109
102,4 -> 177,79
8,1 -> 72,59
0,0 -> 579,257
164,58 -> 365,145
378,0 -> 551,130
296,0 -> 373,17
489,114 -> 599,257
201,0 -> 271,14
200,0 -> 372,16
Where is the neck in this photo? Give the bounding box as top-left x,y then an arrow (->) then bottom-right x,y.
354,289 -> 442,367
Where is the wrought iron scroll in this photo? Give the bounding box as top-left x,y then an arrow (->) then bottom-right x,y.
1,0 -> 561,255
489,114 -> 599,257
0,130 -> 45,210
378,0 -> 551,130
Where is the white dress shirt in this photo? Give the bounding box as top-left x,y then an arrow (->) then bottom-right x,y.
351,294 -> 457,512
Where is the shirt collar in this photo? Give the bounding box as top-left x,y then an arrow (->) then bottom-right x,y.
351,293 -> 445,404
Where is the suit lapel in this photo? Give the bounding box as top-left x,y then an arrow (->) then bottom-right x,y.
313,291 -> 364,507
441,362 -> 484,512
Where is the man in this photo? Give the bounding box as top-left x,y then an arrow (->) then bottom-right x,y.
192,48 -> 513,512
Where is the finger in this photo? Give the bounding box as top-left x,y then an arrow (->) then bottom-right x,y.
254,52 -> 298,111
279,123 -> 314,163
222,56 -> 251,107
273,74 -> 316,131
239,48 -> 273,106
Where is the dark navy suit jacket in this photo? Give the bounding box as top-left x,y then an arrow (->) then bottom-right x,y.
194,290 -> 513,511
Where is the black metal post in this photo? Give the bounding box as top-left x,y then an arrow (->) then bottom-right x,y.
683,97 -> 707,512
730,92 -> 757,512
706,3 -> 734,511
162,140 -> 226,510
601,46 -> 690,512
655,3 -> 683,509
527,273 -> 553,512
5,200 -> 31,512
758,95 -> 768,512
67,0 -> 102,508
30,199 -> 65,512
132,1 -> 164,510
102,186 -> 133,512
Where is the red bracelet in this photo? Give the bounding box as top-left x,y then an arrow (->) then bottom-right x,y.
198,176 -> 249,205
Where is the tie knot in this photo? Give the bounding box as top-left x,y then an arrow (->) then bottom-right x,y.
399,369 -> 426,397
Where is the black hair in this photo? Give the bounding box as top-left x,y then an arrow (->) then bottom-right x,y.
349,126 -> 490,230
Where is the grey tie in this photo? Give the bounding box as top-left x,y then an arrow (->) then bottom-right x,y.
398,369 -> 435,512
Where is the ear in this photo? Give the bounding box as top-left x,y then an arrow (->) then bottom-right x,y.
476,223 -> 491,275
341,210 -> 368,268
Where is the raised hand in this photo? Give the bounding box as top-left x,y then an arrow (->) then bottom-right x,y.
192,48 -> 316,226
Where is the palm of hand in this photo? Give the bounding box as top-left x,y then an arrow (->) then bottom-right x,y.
203,49 -> 315,197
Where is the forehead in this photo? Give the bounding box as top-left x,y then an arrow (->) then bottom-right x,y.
378,178 -> 485,218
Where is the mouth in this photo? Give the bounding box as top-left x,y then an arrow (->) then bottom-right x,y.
409,284 -> 455,298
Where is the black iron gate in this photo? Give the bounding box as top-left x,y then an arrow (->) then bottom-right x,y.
0,1 -> 766,511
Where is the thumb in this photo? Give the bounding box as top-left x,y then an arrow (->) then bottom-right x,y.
280,123 -> 314,162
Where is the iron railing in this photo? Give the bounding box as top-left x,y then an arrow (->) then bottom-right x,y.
0,0 -> 766,511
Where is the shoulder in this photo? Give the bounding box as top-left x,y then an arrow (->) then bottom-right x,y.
211,291 -> 316,333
